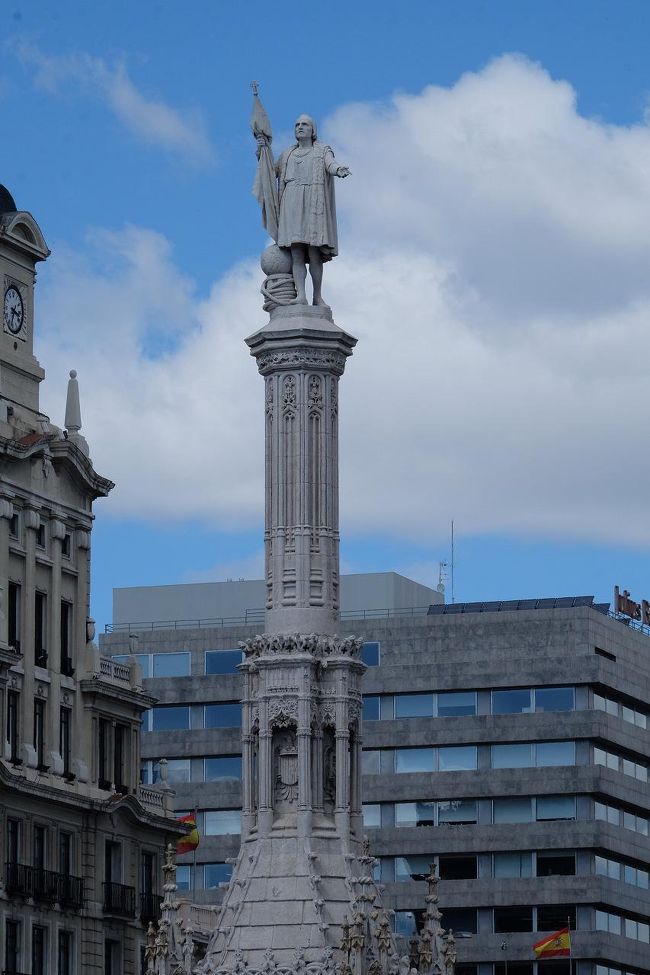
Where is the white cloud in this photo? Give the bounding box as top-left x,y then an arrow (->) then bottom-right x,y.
18,43 -> 213,164
37,55 -> 650,547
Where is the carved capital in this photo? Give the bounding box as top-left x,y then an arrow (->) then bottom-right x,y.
50,519 -> 66,541
76,530 -> 91,550
0,499 -> 13,521
24,508 -> 40,532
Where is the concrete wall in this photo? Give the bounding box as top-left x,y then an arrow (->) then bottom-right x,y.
112,571 -> 442,626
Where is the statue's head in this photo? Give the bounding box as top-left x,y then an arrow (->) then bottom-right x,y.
295,114 -> 317,142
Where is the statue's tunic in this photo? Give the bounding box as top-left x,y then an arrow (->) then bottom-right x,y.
276,141 -> 339,258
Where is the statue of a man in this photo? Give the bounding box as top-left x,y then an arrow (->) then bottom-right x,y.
253,105 -> 350,306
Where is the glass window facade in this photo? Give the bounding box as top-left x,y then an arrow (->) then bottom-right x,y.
394,694 -> 433,718
204,810 -> 241,835
362,696 -> 380,721
492,689 -> 532,714
205,650 -> 243,674
493,852 -> 533,878
152,652 -> 190,677
204,756 -> 242,781
361,642 -> 380,666
151,706 -> 190,731
395,802 -> 436,828
203,862 -> 233,888
438,745 -> 477,771
204,703 -> 242,728
362,804 -> 381,827
437,691 -> 476,716
395,748 -> 434,773
395,855 -> 431,881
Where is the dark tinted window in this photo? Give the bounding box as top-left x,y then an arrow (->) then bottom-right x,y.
361,642 -> 380,666
204,703 -> 242,728
535,686 -> 574,711
362,696 -> 380,720
204,862 -> 233,888
204,756 -> 242,781
151,706 -> 190,731
438,855 -> 477,880
492,689 -> 531,714
437,691 -> 476,716
494,906 -> 533,932
537,905 -> 575,931
442,908 -> 477,934
394,694 -> 433,718
536,852 -> 575,876
205,650 -> 242,674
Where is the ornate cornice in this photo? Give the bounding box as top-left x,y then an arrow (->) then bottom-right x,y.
254,347 -> 349,376
241,632 -> 363,660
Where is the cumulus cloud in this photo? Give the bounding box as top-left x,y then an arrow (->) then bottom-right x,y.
18,43 -> 213,164
37,55 -> 650,547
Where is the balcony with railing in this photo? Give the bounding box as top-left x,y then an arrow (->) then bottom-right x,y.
103,880 -> 136,917
140,891 -> 163,924
4,862 -> 83,907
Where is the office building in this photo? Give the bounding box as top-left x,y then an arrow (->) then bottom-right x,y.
102,588 -> 650,975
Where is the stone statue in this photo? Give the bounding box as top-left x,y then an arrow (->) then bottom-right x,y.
251,84 -> 350,307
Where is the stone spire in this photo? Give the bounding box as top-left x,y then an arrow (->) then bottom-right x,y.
146,844 -> 196,975
64,369 -> 89,457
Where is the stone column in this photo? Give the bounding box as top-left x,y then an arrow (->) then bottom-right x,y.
246,306 -> 356,636
311,726 -> 324,814
47,517 -> 65,773
22,506 -> 39,766
241,667 -> 254,839
349,726 -> 363,839
258,696 -> 272,835
76,529 -> 91,778
0,497 -> 13,647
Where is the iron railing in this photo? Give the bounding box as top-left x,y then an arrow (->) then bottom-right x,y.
140,891 -> 163,924
104,604 -> 431,635
4,862 -> 83,907
103,881 -> 136,917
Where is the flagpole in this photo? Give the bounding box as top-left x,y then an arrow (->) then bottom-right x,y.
567,914 -> 572,975
192,806 -> 198,900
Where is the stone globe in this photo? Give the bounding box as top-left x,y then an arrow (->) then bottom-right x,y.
261,244 -> 292,276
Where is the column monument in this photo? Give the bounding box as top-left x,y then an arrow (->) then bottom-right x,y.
197,90 -> 454,975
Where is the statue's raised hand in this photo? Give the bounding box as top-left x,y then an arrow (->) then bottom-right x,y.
336,166 -> 351,178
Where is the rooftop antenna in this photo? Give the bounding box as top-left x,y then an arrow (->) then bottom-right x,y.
451,519 -> 455,604
437,561 -> 448,596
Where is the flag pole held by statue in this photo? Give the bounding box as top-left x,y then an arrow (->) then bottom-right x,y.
250,82 -> 279,242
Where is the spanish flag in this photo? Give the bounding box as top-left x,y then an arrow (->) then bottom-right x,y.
533,927 -> 571,958
176,814 -> 199,855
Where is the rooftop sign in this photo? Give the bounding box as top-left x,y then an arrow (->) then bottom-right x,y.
614,585 -> 650,626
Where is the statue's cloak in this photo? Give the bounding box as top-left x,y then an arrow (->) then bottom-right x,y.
276,141 -> 338,260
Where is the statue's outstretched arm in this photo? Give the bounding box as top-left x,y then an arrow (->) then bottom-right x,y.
324,148 -> 351,178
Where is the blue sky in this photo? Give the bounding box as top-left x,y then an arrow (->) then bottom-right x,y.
2,1 -> 650,630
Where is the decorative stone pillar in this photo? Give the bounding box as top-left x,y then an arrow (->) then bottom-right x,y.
47,517 -> 65,774
246,306 -> 356,637
21,506 -> 40,766
0,497 -> 13,644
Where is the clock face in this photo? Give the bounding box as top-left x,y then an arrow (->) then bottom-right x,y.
4,286 -> 24,335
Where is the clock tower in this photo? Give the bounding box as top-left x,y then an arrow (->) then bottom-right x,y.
0,184 -> 49,417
